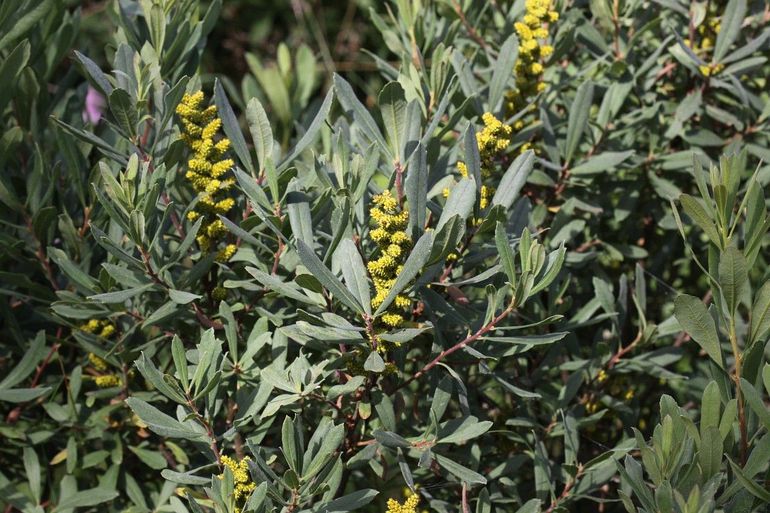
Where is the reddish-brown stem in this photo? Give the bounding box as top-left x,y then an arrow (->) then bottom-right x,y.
397,305 -> 514,390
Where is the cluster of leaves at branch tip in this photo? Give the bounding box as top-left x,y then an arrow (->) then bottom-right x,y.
176,91 -> 237,262
505,0 -> 557,117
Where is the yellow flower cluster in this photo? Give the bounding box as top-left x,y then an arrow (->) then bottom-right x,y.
80,319 -> 116,338
367,190 -> 412,330
450,112 -> 512,210
685,13 -> 724,76
94,375 -> 122,388
176,91 -> 237,262
219,455 -> 256,512
385,495 -> 420,513
505,0 -> 558,119
88,352 -> 108,371
86,352 -> 122,388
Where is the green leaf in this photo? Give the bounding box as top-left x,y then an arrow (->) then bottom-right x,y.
727,456 -> 770,502
405,143 -> 428,239
438,417 -> 493,444
488,33 -> 518,111
0,0 -> 51,53
673,294 -> 723,368
491,150 -> 533,209
124,397 -> 204,440
88,284 -> 153,304
245,98 -> 274,177
281,416 -> 301,473
0,387 -> 51,402
495,223 -> 517,288
23,447 -> 41,503
214,79 -> 255,176
379,82 -> 407,162
698,426 -> 722,479
434,454 -> 487,484
169,289 -> 202,305
128,446 -> 167,470
297,240 -> 363,314
565,80 -> 594,163
313,489 -> 378,513
336,239 -> 371,315
679,194 -> 721,247
278,87 -> 334,172
713,0 -> 746,61
740,378 -> 770,430
374,231 -> 433,316
53,489 -> 119,512
108,88 -> 137,139
286,181 -> 314,245
749,280 -> 770,344
570,151 -> 634,176
0,330 -> 46,389
718,246 -> 747,315
364,351 -> 385,372
333,74 -> 389,157
0,40 -> 30,114
437,179 -> 476,231
134,353 -> 187,404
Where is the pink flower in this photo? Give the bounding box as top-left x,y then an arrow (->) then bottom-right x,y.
83,86 -> 106,125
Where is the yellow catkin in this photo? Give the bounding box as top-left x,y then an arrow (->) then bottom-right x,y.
385,494 -> 420,513
176,92 -> 237,261
454,112 -> 512,210
505,0 -> 558,117
88,352 -> 108,372
80,319 -> 116,338
367,190 -> 412,335
94,375 -> 121,388
219,455 -> 256,513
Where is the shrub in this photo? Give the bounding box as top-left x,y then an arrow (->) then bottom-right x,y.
1,1 -> 769,513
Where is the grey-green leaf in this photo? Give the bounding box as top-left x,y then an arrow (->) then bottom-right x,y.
673,294 -> 723,368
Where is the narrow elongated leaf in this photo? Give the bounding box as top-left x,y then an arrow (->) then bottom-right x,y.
296,240 -> 363,314
405,143 -> 428,239
313,489 -> 378,513
495,223 -> 517,288
336,239 -> 371,315
491,150 -> 533,209
214,79 -> 255,176
570,151 -> 634,176
750,281 -> 770,343
488,34 -> 518,111
565,81 -> 594,163
52,489 -> 119,512
718,246 -> 747,315
333,74 -> 389,157
713,0 -> 746,61
434,454 -> 487,484
278,87 -> 334,171
245,97 -> 274,172
379,82 -> 407,161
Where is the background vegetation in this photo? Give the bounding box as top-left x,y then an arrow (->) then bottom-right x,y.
1,1 -> 770,513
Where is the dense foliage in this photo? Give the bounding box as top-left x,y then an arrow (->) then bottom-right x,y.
1,1 -> 770,513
